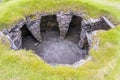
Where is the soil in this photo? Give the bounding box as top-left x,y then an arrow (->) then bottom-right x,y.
22,28 -> 84,64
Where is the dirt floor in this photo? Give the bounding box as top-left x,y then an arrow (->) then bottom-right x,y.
21,14 -> 88,65
22,27 -> 86,64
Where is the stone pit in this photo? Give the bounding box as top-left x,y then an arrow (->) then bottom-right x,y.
2,11 -> 114,65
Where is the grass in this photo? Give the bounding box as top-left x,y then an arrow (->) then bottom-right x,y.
0,0 -> 120,80
0,0 -> 120,29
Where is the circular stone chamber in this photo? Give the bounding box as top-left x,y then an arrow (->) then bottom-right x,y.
21,14 -> 87,64
4,12 -> 113,65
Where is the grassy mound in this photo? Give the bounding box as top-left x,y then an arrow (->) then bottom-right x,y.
0,0 -> 120,80
0,0 -> 120,29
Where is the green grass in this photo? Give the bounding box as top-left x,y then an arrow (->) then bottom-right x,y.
0,0 -> 120,80
0,0 -> 120,29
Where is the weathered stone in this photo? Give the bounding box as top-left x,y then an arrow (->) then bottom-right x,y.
81,16 -> 114,32
3,30 -> 20,50
26,14 -> 42,42
8,20 -> 25,49
78,28 -> 86,49
57,11 -> 73,39
78,16 -> 114,50
101,16 -> 115,28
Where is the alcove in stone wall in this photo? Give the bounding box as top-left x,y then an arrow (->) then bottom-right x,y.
2,12 -> 114,65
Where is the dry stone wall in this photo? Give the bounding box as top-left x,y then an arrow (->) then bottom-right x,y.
56,11 -> 73,39
1,11 -> 114,53
26,14 -> 42,43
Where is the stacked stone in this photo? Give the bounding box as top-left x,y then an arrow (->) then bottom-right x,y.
1,11 -> 114,55
26,14 -> 42,43
79,16 -> 114,50
82,16 -> 114,31
57,11 -> 73,39
78,28 -> 86,49
78,31 -> 91,50
100,16 -> 114,29
7,20 -> 25,49
78,19 -> 93,50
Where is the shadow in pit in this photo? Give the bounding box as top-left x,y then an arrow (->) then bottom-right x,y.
21,24 -> 39,53
40,14 -> 60,40
38,15 -> 83,64
21,14 -> 87,65
66,15 -> 82,44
